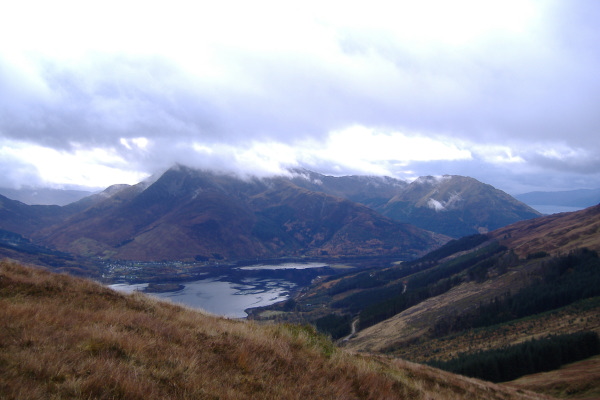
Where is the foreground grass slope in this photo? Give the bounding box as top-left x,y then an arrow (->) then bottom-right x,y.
0,260 -> 554,400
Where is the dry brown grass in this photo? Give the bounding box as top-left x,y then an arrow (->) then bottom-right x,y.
491,205 -> 600,257
505,355 -> 600,400
0,260 -> 555,399
344,268 -> 533,354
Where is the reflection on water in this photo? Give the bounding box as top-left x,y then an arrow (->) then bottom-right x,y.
237,262 -> 326,271
109,283 -> 149,293
110,273 -> 300,318
108,261 -> 360,318
238,263 -> 327,271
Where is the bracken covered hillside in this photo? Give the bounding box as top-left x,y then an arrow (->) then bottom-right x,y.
0,260 -> 553,400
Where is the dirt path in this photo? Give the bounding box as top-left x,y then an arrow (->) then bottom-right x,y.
340,318 -> 359,342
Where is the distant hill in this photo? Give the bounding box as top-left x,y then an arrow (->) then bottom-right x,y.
0,167 -> 543,263
0,194 -> 72,235
0,259 -> 553,400
289,168 -> 408,208
379,175 -> 541,237
292,172 -> 541,238
515,188 -> 600,213
490,203 -> 600,257
0,186 -> 93,205
31,166 -> 449,261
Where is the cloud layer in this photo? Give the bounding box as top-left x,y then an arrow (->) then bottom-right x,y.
1,1 -> 599,193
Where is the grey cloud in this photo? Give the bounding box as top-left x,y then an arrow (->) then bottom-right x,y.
403,157 -> 600,195
4,22 -> 599,152
527,150 -> 600,175
332,2 -> 600,146
1,2 -> 600,193
1,57 -> 222,149
0,156 -> 44,189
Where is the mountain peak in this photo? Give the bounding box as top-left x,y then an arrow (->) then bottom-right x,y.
380,174 -> 541,237
413,175 -> 453,186
32,167 -> 448,261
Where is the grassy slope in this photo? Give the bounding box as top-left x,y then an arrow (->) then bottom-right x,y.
385,298 -> 600,364
343,266 -> 534,353
0,260 -> 554,400
491,204 -> 600,257
506,355 -> 600,400
339,206 -> 600,355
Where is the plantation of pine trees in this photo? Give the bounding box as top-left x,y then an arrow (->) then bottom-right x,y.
429,331 -> 600,382
431,248 -> 600,337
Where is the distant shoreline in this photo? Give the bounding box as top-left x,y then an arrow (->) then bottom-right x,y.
143,283 -> 185,293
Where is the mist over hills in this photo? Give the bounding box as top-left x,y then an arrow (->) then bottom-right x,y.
2,167 -> 599,398
385,175 -> 540,236
0,166 -> 544,264
25,166 -> 449,261
0,186 -> 93,206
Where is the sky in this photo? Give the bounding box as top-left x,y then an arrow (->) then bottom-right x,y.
1,0 -> 599,195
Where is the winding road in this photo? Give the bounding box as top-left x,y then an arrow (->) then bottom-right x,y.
340,318 -> 359,342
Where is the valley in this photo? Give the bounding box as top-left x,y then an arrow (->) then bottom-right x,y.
3,3 -> 599,397
0,259 -> 555,400
251,205 -> 600,396
1,166 -> 599,399
107,259 -> 358,318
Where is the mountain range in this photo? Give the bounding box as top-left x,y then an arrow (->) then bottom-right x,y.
290,170 -> 541,237
0,165 -> 543,263
2,165 -> 599,398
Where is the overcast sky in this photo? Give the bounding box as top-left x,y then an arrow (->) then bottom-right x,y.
1,0 -> 599,194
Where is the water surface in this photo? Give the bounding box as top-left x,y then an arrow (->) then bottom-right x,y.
109,262 -> 333,317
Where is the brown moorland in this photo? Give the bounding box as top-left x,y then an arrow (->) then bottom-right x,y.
506,355 -> 600,400
0,260 -> 555,400
379,297 -> 600,363
491,204 -> 600,257
338,205 -> 600,356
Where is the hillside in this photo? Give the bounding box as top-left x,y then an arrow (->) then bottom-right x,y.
378,175 -> 541,238
253,205 -> 600,394
0,260 -> 554,400
0,194 -> 73,236
291,172 -> 541,238
0,168 -> 541,264
32,166 -> 449,261
506,355 -> 600,399
0,186 -> 93,206
490,204 -> 600,257
341,207 -> 600,351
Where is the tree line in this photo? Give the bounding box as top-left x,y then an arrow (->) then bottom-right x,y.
355,243 -> 510,329
429,331 -> 600,382
431,248 -> 600,337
